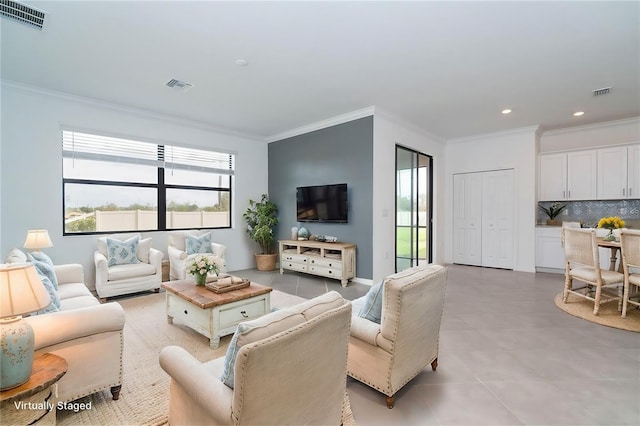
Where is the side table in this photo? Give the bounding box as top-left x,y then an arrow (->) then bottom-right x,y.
0,353 -> 68,425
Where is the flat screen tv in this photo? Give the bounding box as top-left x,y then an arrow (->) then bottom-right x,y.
296,183 -> 348,223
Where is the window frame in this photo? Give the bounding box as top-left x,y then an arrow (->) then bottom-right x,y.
62,129 -> 234,236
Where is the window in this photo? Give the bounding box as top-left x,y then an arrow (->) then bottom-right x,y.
62,130 -> 233,234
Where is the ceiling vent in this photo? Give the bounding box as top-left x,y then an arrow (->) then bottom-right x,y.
0,0 -> 46,30
592,87 -> 611,97
165,79 -> 193,92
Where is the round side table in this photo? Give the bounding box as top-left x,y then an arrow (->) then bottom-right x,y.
0,353 -> 68,425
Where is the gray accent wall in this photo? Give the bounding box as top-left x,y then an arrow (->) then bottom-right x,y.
268,117 -> 374,279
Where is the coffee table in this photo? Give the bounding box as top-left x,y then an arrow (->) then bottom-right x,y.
161,280 -> 272,348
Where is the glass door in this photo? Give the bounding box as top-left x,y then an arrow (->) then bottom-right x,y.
395,146 -> 433,271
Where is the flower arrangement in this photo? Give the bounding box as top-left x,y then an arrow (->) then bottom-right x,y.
187,255 -> 222,286
538,202 -> 567,220
597,216 -> 625,230
597,216 -> 625,241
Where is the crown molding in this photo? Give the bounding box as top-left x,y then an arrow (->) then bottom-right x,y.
373,107 -> 445,144
447,125 -> 541,145
266,106 -> 375,143
1,79 -> 265,142
541,116 -> 640,137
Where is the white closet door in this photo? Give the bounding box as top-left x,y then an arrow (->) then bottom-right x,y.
481,170 -> 514,269
453,173 -> 482,266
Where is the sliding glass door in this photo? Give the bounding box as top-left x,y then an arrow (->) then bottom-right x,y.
395,146 -> 433,271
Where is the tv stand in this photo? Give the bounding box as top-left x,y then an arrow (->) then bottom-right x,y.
278,240 -> 356,286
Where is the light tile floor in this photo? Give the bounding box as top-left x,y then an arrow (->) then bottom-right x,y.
233,264 -> 640,426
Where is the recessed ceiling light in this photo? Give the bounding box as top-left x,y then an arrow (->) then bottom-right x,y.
573,111 -> 585,117
235,59 -> 249,66
501,109 -> 512,114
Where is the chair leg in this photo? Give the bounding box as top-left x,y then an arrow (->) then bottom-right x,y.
622,282 -> 630,318
385,394 -> 395,409
563,275 -> 572,303
111,385 -> 121,400
593,284 -> 602,315
431,358 -> 438,371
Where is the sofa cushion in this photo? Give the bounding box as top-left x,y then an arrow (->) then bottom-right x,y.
185,233 -> 213,255
57,283 -> 95,301
107,262 -> 157,281
5,248 -> 27,263
220,307 -> 306,389
357,281 -> 384,324
30,259 -> 59,290
28,251 -> 54,267
59,295 -> 101,311
106,236 -> 140,266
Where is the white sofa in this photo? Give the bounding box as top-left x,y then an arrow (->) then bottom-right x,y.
94,233 -> 163,301
168,230 -> 227,280
5,248 -> 125,403
160,291 -> 351,425
348,264 -> 448,408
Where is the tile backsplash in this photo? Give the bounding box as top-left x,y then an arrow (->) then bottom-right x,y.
538,199 -> 640,228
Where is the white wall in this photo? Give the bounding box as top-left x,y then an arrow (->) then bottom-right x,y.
372,109 -> 446,283
445,127 -> 539,273
540,117 -> 640,152
1,82 -> 268,290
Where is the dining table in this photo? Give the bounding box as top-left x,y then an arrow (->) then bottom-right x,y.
596,237 -> 622,272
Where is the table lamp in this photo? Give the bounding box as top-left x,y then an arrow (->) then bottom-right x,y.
0,264 -> 51,390
23,229 -> 53,252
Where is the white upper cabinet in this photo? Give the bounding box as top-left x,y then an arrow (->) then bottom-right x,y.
538,153 -> 567,201
538,150 -> 596,201
597,144 -> 640,199
567,150 -> 597,200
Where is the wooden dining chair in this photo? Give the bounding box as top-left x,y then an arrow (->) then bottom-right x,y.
563,228 -> 624,315
620,229 -> 640,318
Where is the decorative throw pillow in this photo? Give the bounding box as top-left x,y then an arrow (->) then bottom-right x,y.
32,273 -> 60,315
28,251 -> 54,266
106,236 -> 140,267
29,259 -> 59,290
358,281 -> 384,324
185,233 -> 213,255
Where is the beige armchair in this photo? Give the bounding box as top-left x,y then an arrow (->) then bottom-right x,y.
94,233 -> 163,301
348,264 -> 448,408
620,229 -> 640,318
159,291 -> 351,425
168,230 -> 227,280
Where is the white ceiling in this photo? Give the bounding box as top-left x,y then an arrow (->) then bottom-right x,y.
2,1 -> 639,141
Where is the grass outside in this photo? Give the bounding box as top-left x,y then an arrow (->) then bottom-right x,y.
396,226 -> 428,258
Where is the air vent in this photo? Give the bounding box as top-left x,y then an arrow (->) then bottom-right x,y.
165,79 -> 193,92
593,87 -> 611,96
0,0 -> 46,30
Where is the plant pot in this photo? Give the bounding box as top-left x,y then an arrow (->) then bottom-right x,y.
546,219 -> 561,226
255,253 -> 277,271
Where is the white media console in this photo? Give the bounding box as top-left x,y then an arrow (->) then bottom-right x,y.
278,239 -> 356,286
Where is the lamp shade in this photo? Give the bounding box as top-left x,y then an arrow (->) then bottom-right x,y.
23,229 -> 53,251
0,263 -> 51,318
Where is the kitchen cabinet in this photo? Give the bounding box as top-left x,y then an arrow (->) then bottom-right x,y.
597,144 -> 640,199
538,150 -> 597,201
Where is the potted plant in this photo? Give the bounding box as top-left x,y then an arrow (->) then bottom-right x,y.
243,194 -> 279,271
538,202 -> 567,226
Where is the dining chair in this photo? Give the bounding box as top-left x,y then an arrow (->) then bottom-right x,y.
620,229 -> 640,318
563,228 -> 624,315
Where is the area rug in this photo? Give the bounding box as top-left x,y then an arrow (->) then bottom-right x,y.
57,290 -> 355,425
554,292 -> 640,332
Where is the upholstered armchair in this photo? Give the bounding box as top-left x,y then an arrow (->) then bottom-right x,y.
348,264 -> 448,408
167,230 -> 227,280
94,233 -> 163,301
160,291 -> 351,425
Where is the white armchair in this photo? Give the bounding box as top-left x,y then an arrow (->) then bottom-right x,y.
168,230 -> 227,280
94,233 -> 163,301
348,264 -> 448,408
